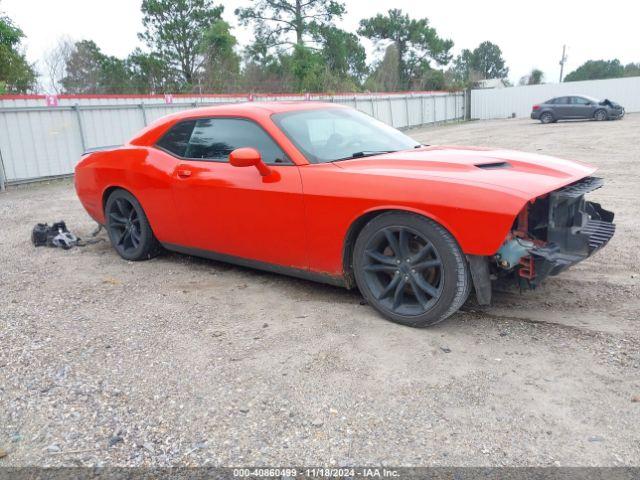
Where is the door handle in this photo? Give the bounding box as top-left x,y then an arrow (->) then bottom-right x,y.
177,168 -> 192,178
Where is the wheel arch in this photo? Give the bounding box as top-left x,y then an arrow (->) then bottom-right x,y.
101,185 -> 162,261
341,206 -> 461,288
102,185 -> 129,212
101,185 -> 150,226
100,180 -> 179,245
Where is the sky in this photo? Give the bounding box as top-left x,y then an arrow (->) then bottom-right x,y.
2,0 -> 639,91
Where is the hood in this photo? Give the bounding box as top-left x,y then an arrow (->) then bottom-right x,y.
600,99 -> 622,108
333,145 -> 597,200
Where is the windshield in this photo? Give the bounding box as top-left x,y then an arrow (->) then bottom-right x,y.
272,107 -> 420,163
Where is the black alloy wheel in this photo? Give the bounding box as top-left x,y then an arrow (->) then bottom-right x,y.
361,226 -> 443,316
353,212 -> 471,327
105,189 -> 160,261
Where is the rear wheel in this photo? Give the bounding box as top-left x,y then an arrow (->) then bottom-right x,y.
353,212 -> 470,327
105,189 -> 161,261
594,109 -> 608,121
540,112 -> 554,124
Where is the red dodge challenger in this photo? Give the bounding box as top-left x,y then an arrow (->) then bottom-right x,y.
75,102 -> 615,327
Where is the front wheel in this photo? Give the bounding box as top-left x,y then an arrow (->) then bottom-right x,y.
105,189 -> 161,261
353,212 -> 471,327
594,109 -> 608,121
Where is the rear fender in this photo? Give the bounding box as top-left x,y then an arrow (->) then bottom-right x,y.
75,147 -> 182,243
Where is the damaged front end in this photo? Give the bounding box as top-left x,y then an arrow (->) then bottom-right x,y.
471,176 -> 615,305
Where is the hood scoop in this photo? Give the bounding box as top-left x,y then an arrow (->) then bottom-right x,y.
475,161 -> 511,170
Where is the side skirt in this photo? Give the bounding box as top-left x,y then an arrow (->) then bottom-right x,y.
161,242 -> 347,288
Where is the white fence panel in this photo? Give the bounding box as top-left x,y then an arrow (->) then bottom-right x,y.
80,106 -> 147,149
143,104 -> 192,124
355,97 -> 375,117
471,76 -> 640,119
0,91 -> 465,186
0,109 -> 83,180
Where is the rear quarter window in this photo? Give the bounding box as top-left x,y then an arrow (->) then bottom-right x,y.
156,120 -> 196,157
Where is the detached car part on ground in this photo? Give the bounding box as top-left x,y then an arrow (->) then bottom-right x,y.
75,103 -> 615,327
531,95 -> 625,123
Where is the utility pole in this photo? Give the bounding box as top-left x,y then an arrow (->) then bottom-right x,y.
559,45 -> 567,83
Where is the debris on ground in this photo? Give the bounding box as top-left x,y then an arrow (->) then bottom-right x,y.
31,221 -> 103,249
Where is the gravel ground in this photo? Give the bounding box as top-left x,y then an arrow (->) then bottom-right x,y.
1,115 -> 639,467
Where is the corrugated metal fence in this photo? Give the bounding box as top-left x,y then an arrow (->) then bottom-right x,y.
0,91 -> 465,188
471,76 -> 640,120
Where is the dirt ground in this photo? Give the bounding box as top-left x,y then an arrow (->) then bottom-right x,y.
1,115 -> 639,467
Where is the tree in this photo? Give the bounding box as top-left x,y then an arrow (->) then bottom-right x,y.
624,62 -> 640,77
43,37 -> 74,93
519,68 -> 544,85
241,59 -> 296,93
198,20 -> 241,92
528,68 -> 544,85
313,25 -> 367,83
235,0 -> 345,53
452,49 -> 474,84
411,63 -> 446,90
60,40 -> 105,93
127,49 -> 180,94
237,0 -> 357,92
358,9 -> 453,90
564,59 -> 624,82
0,8 -> 37,93
365,43 -> 401,92
60,40 -> 139,94
470,41 -> 508,79
453,41 -> 508,85
287,44 -> 325,91
139,0 -> 224,86
99,55 -> 132,94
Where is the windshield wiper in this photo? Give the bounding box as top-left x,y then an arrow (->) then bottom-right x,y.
331,150 -> 397,162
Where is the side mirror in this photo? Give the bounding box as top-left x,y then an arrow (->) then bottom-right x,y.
229,147 -> 271,176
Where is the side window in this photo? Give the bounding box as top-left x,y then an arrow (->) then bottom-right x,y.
572,96 -> 590,105
185,118 -> 288,165
556,97 -> 570,105
156,120 -> 196,157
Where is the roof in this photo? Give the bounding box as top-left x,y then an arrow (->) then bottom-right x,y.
184,100 -> 344,116
128,101 -> 345,147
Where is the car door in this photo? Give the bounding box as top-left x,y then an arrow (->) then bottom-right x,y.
158,117 -> 308,270
570,96 -> 596,119
552,96 -> 572,118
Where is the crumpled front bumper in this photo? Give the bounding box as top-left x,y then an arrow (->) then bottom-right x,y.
470,176 -> 615,305
609,107 -> 625,119
526,176 -> 615,286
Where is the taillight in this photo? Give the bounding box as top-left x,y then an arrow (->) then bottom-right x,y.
532,105 -> 540,110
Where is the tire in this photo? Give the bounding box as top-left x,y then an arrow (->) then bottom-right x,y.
594,109 -> 608,121
353,212 -> 471,327
540,112 -> 554,124
105,189 -> 161,261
